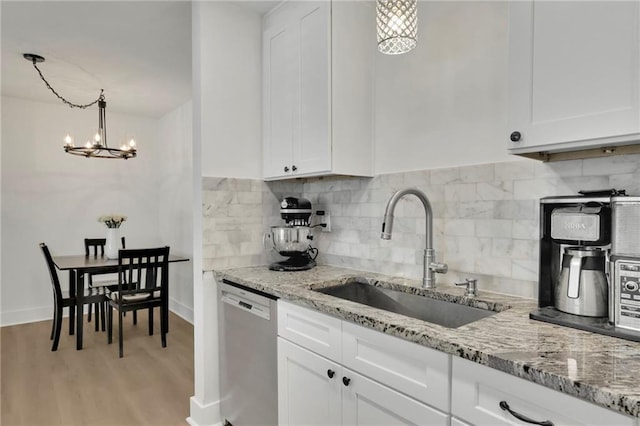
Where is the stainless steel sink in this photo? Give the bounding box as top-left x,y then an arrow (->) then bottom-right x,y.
315,280 -> 497,328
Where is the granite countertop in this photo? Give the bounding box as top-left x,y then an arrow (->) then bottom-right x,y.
215,265 -> 640,418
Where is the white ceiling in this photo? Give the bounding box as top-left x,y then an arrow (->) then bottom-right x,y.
1,1 -> 194,118
1,1 -> 283,118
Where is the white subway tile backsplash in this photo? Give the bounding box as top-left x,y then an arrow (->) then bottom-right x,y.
204,154 -> 635,299
460,164 -> 494,183
444,183 -> 477,202
582,154 -> 640,176
512,219 -> 538,240
475,219 -> 512,238
494,160 -> 536,181
535,160 -> 582,178
513,178 -> 557,200
476,181 -> 513,201
458,201 -> 495,219
511,259 -> 538,282
444,219 -> 475,237
431,167 -> 460,185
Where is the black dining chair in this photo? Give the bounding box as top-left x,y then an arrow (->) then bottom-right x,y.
107,246 -> 170,358
84,237 -> 126,331
40,243 -> 109,351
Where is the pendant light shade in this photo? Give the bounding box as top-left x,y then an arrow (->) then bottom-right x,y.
376,0 -> 418,55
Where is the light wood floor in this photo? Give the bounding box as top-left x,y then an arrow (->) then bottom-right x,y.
1,310 -> 194,426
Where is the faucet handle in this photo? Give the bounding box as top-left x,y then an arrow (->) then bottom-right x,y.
429,262 -> 448,274
455,278 -> 478,297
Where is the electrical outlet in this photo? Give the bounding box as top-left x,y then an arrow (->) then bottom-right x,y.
315,209 -> 331,232
322,211 -> 331,232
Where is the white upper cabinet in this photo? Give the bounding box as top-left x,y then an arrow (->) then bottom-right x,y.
507,1 -> 640,159
263,1 -> 374,180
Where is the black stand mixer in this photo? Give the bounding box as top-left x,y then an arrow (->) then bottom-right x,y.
265,197 -> 319,271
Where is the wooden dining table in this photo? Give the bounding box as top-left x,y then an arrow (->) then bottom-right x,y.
52,253 -> 189,350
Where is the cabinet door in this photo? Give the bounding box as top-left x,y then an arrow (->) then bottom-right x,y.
278,337 -> 342,426
292,1 -> 331,176
263,19 -> 295,179
508,1 -> 640,153
342,368 -> 449,426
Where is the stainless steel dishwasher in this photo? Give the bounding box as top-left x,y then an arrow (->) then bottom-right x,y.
218,280 -> 278,426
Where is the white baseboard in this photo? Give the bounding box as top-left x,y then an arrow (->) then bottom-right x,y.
187,396 -> 222,426
1,300 -> 193,327
1,305 -> 53,327
170,297 -> 194,324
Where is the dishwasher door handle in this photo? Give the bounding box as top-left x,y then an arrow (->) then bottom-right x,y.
221,291 -> 271,320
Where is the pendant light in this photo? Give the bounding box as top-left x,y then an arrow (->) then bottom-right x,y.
23,53 -> 137,159
376,0 -> 418,55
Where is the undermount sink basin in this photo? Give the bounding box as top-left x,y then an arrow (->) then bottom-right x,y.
315,280 -> 497,328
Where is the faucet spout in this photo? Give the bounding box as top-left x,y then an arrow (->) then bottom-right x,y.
380,188 -> 447,288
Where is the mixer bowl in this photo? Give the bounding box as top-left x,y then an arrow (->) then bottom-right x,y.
268,226 -> 313,256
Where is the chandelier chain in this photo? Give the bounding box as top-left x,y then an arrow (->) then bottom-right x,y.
30,60 -> 103,109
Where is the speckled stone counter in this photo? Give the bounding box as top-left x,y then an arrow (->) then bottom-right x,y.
215,265 -> 640,418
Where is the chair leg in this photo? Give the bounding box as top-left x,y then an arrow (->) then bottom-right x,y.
148,308 -> 154,336
107,305 -> 113,344
101,302 -> 107,332
118,310 -> 124,358
68,302 -> 75,336
52,304 -> 63,351
160,306 -> 167,348
94,303 -> 100,332
133,310 -> 137,325
88,302 -> 93,323
50,304 -> 56,340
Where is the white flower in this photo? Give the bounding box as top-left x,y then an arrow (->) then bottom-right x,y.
98,214 -> 127,229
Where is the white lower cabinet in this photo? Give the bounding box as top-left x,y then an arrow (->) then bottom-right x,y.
278,337 -> 341,426
277,301 -> 449,426
278,337 -> 447,426
451,357 -> 636,426
342,369 -> 449,426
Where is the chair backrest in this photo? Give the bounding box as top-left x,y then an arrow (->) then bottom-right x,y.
84,237 -> 126,257
117,246 -> 170,300
40,243 -> 63,303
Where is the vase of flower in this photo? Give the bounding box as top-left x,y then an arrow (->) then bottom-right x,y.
105,228 -> 120,259
98,214 -> 127,259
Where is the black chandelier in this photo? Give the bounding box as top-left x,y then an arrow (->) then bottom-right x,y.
23,53 -> 137,159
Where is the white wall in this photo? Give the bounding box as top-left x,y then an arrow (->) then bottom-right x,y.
375,1 -> 512,174
199,2 -> 263,179
0,96 -> 193,325
158,100 -> 194,322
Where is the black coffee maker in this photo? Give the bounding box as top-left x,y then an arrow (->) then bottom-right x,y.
529,190 -> 640,341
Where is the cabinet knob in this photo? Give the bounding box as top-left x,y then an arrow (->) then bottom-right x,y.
342,377 -> 351,386
292,165 -> 297,172
327,369 -> 335,379
510,131 -> 522,142
284,166 -> 290,172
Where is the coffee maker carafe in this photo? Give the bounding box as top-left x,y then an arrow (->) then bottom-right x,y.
555,246 -> 608,317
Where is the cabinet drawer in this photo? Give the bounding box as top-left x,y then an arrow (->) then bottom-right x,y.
342,321 -> 450,412
451,357 -> 635,426
278,300 -> 342,362
342,368 -> 449,426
